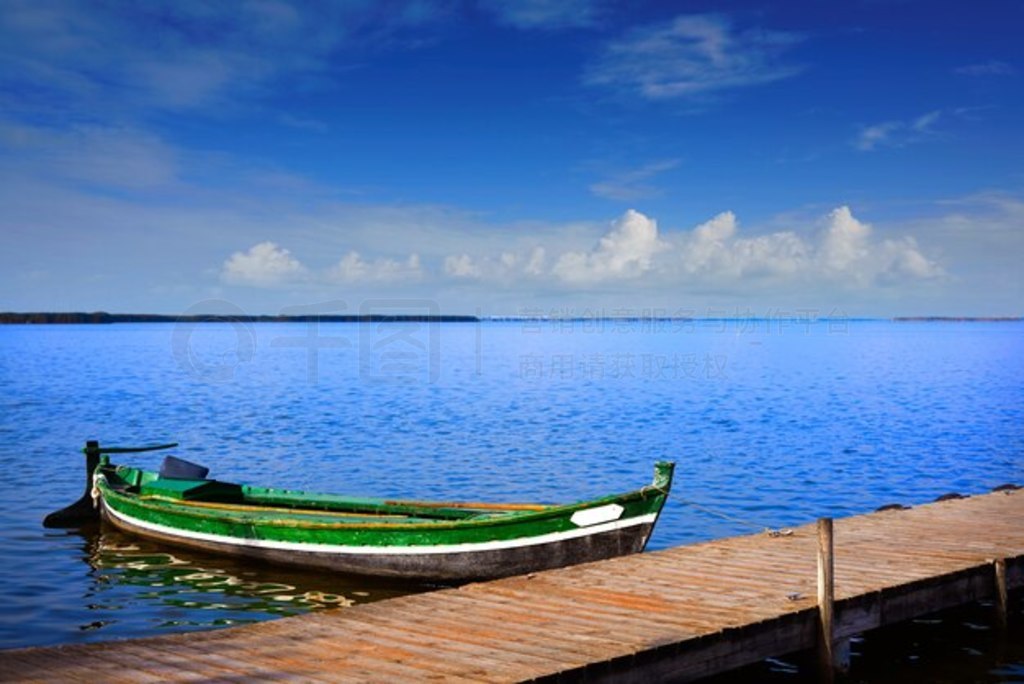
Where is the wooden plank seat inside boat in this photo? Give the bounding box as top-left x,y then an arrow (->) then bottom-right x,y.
139,477 -> 242,501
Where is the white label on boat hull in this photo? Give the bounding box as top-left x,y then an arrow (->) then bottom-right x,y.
570,504 -> 624,528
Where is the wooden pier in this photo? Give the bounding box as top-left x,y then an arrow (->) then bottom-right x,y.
3,488 -> 1021,682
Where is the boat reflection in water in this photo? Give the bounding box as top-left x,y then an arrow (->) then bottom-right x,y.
75,521 -> 422,640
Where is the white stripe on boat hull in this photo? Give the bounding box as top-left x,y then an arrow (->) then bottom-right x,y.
101,499 -> 657,557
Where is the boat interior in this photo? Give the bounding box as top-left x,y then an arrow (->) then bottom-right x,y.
101,458 -> 552,525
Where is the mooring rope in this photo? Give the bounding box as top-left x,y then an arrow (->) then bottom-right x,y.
640,484 -> 670,497
674,496 -> 793,537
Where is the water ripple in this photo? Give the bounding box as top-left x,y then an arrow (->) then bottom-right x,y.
0,320 -> 1021,650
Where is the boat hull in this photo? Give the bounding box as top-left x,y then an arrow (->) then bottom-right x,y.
91,457 -> 674,582
100,499 -> 656,581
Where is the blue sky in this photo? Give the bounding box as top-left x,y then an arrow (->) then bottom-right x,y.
1,0 -> 1021,316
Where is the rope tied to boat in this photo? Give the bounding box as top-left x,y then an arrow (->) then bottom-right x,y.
640,484 -> 670,498
674,496 -> 793,537
90,473 -> 101,509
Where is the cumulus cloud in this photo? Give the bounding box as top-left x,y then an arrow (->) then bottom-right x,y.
223,243 -> 424,286
817,208 -> 941,283
671,206 -> 940,285
671,210 -> 807,280
524,246 -> 547,276
330,251 -> 422,283
585,14 -> 802,100
554,209 -> 667,282
425,206 -> 941,291
221,242 -> 306,286
816,206 -> 944,284
683,211 -> 737,271
443,250 -> 536,281
444,254 -> 483,278
820,206 -> 871,273
856,111 -> 941,151
214,207 -> 941,302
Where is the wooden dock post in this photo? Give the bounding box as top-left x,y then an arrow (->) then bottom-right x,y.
994,557 -> 1008,630
817,517 -> 850,680
817,517 -> 835,682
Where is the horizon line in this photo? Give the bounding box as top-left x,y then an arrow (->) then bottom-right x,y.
1,312 -> 1021,325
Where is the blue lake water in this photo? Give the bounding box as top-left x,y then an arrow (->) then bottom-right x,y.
1,320 -> 1022,678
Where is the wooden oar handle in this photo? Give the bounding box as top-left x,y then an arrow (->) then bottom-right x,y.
84,442 -> 179,454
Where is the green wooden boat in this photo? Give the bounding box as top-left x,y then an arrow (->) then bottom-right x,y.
46,442 -> 674,582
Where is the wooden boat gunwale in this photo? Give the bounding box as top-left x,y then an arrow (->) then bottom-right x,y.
96,467 -> 669,532
95,457 -> 673,530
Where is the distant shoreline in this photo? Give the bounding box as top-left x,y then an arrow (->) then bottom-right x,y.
0,313 -> 479,324
1,312 -> 1020,324
890,316 -> 1023,322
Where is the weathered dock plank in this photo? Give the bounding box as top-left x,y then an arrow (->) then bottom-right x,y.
2,489 -> 1020,683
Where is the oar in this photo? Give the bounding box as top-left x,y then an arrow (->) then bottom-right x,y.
88,442 -> 178,454
44,440 -> 178,528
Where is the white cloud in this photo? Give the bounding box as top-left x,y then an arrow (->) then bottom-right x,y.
403,206 -> 942,291
524,246 -> 547,276
478,0 -> 602,29
585,14 -> 802,100
806,206 -> 942,283
856,122 -> 900,151
893,192 -> 1024,311
911,111 -> 941,132
672,211 -> 808,280
127,52 -> 242,110
444,254 -> 483,278
693,210 -> 737,242
0,121 -> 178,189
330,251 -> 423,283
222,242 -> 425,286
879,237 -> 938,280
554,209 -> 667,282
222,241 -> 306,286
855,110 -> 942,151
683,211 -> 739,273
0,1 -> 449,115
443,247 -> 556,282
589,159 -> 679,200
954,60 -> 1014,77
0,162 -> 987,314
730,231 -> 809,278
820,206 -> 871,274
674,206 -> 940,285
